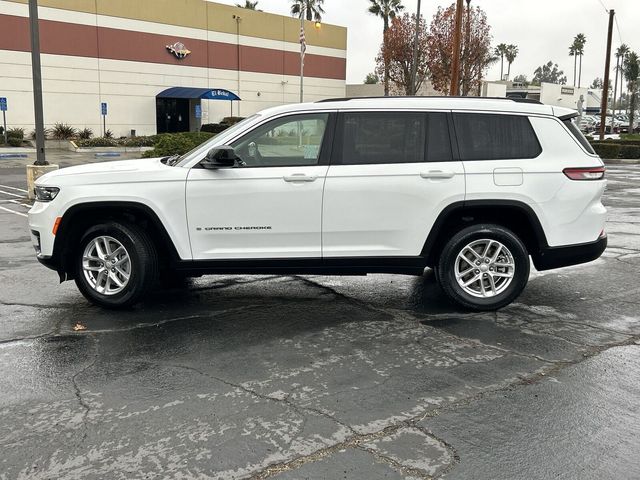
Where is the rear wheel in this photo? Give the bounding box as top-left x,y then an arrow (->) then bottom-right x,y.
436,224 -> 529,311
74,221 -> 158,308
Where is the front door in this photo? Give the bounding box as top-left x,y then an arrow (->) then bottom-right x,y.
186,112 -> 334,260
156,98 -> 190,133
322,111 -> 466,258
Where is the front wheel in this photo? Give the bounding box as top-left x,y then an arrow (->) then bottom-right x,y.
74,221 -> 159,308
436,224 -> 529,311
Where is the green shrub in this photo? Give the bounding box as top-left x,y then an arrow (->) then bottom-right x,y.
7,127 -> 25,140
618,144 -> 640,159
591,143 -> 620,159
123,136 -> 159,147
76,137 -> 118,147
142,132 -> 215,158
620,134 -> 640,141
201,123 -> 230,134
220,116 -> 245,125
104,129 -> 114,139
29,128 -> 52,140
78,128 -> 93,140
51,123 -> 77,140
7,137 -> 23,147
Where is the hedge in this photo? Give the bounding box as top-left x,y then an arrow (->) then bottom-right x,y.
142,132 -> 215,158
7,137 -> 23,147
619,144 -> 640,159
76,137 -> 119,147
591,143 -> 621,159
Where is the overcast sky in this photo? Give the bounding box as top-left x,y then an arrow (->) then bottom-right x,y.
214,0 -> 639,87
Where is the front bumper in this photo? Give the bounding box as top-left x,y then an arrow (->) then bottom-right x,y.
533,235 -> 607,271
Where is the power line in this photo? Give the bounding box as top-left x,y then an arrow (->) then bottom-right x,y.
597,0 -> 609,13
614,17 -> 623,44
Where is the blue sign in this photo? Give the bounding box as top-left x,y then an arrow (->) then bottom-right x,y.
202,89 -> 241,101
195,104 -> 202,119
0,97 -> 7,112
101,102 -> 107,115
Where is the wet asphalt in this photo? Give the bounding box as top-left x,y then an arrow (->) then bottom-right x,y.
0,154 -> 639,479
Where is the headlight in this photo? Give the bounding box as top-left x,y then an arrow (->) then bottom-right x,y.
34,186 -> 60,202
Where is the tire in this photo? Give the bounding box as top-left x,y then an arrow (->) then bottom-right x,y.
74,221 -> 159,308
436,224 -> 529,311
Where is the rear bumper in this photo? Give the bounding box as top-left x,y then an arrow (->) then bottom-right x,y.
533,235 -> 607,271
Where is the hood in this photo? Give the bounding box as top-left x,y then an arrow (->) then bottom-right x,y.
35,157 -> 181,186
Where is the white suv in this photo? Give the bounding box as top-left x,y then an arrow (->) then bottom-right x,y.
28,97 -> 607,310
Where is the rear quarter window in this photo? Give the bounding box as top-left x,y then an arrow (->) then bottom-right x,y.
563,118 -> 596,155
453,113 -> 542,160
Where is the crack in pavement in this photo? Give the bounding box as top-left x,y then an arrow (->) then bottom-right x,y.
70,335 -> 99,444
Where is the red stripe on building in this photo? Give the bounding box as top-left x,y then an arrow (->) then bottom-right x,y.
0,14 -> 346,80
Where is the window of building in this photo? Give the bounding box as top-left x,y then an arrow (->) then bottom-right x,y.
232,113 -> 329,167
453,113 -> 542,160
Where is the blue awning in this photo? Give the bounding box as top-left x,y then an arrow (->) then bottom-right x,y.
157,87 -> 241,101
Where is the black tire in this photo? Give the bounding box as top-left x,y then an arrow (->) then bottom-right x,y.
74,221 -> 159,308
436,224 -> 529,311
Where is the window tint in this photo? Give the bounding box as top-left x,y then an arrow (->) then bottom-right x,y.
453,113 -> 541,160
426,113 -> 453,162
338,113 -> 426,165
231,113 -> 329,167
564,118 -> 595,154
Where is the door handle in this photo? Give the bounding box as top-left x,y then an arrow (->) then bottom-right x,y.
283,174 -> 317,183
420,170 -> 456,179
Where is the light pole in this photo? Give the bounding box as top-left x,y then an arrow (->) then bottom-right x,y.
29,0 -> 46,166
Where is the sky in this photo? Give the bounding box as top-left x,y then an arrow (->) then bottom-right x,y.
213,0 -> 640,87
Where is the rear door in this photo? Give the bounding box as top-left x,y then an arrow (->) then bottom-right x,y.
322,110 -> 465,258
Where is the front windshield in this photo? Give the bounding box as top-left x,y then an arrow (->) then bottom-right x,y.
175,114 -> 260,167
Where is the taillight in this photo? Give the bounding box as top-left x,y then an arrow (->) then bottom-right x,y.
563,167 -> 606,181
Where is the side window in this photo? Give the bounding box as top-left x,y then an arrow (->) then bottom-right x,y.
563,118 -> 596,154
453,113 -> 542,160
426,112 -> 453,162
338,112 -> 426,165
231,113 -> 329,167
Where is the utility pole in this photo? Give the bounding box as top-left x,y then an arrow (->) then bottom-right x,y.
599,9 -> 615,141
449,0 -> 464,96
29,0 -> 47,165
300,9 -> 305,103
410,0 -> 422,96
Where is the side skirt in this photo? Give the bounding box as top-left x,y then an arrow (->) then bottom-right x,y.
173,256 -> 428,277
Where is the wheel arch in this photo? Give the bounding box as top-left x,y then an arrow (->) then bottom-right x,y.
422,200 -> 549,267
52,201 -> 181,280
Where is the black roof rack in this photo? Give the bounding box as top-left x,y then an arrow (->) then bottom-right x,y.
316,96 -> 543,105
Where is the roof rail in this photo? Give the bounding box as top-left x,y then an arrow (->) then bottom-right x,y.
316,96 -> 543,105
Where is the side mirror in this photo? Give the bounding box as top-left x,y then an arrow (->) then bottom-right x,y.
201,146 -> 238,169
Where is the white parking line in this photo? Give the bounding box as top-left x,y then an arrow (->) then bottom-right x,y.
0,205 -> 28,218
0,189 -> 23,198
0,184 -> 28,193
9,199 -> 32,209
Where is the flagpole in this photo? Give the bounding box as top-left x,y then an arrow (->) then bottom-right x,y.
300,11 -> 305,103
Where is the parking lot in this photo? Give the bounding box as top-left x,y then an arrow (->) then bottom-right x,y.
0,155 -> 639,479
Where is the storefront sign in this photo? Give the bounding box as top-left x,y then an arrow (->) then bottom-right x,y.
561,87 -> 575,95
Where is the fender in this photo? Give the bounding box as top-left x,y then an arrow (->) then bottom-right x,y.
421,199 -> 550,264
51,201 -> 182,278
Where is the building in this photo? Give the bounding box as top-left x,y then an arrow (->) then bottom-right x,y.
346,81 -> 442,98
0,0 -> 347,136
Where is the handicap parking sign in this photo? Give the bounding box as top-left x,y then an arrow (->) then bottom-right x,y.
195,104 -> 202,119
0,97 -> 7,112
101,102 -> 107,115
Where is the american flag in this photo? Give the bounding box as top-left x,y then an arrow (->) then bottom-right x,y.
299,25 -> 306,59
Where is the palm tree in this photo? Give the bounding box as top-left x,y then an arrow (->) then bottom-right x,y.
291,0 -> 325,22
236,0 -> 259,9
569,41 -> 578,86
368,0 -> 405,96
624,51 -> 639,130
505,44 -> 518,81
575,33 -> 586,87
617,44 -> 630,113
494,43 -> 508,81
